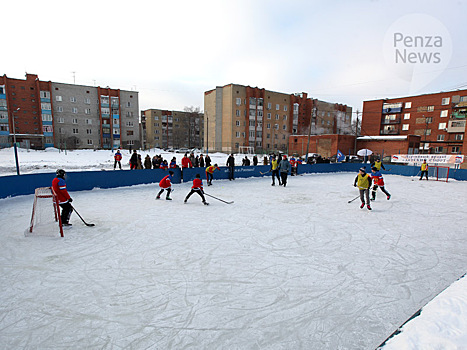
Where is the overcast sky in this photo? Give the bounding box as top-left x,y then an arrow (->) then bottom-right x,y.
2,0 -> 466,118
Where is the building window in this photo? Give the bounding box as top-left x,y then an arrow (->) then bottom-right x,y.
85,108 -> 91,115
72,128 -> 78,134
154,116 -> 159,121
455,134 -> 463,141
58,117 -> 64,123
404,113 -> 410,120
435,146 -> 444,153
438,122 -> 447,130
235,132 -> 240,138
275,124 -> 279,130
72,107 -> 78,114
236,98 -> 241,106
437,134 -> 445,141
154,122 -> 159,127
127,130 -> 134,136
441,97 -> 450,105
87,139 -> 93,145
236,109 -> 240,117
59,128 -> 64,134
86,129 -> 92,134
85,98 -> 91,104
58,106 -> 63,112
42,114 -> 52,122
275,114 -> 279,120
85,119 -> 92,125
155,130 -> 159,134
70,97 -> 76,103
425,129 -> 431,135
236,120 -> 240,126
72,118 -> 78,124
276,104 -> 280,110
440,110 -> 448,118
40,91 -> 50,99
405,102 -> 412,109
126,121 -> 134,127
282,125 -> 287,130
127,140 -> 135,146
284,105 -> 288,111
402,124 -> 409,131
41,103 -> 51,110
427,106 -> 434,112
55,95 -> 62,102
126,101 -> 131,107
101,107 -> 110,115
267,103 -> 271,109
452,146 -> 460,153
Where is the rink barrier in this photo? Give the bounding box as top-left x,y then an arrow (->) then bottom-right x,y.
1,164 -> 466,199
0,168 -> 182,199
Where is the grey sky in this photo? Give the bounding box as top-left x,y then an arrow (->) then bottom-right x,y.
3,0 -> 466,117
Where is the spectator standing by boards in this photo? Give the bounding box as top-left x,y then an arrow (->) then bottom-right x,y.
226,154 -> 235,181
114,149 -> 122,170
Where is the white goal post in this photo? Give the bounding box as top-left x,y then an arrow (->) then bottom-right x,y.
238,146 -> 255,155
427,165 -> 450,182
28,187 -> 64,237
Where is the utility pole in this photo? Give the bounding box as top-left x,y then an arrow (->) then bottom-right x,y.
305,106 -> 317,163
12,108 -> 20,175
354,110 -> 360,155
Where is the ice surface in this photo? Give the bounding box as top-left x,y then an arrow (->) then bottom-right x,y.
0,173 -> 466,349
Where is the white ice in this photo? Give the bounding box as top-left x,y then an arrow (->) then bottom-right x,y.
1,167 -> 466,349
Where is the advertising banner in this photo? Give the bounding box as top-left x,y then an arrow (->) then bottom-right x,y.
391,154 -> 464,164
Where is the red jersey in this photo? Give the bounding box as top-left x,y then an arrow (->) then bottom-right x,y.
206,165 -> 219,174
114,152 -> 122,161
159,175 -> 172,189
181,157 -> 192,168
52,177 -> 71,204
192,178 -> 203,190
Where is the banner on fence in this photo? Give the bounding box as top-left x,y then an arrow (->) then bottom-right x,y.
391,154 -> 464,164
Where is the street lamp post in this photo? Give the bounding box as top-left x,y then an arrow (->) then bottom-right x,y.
12,108 -> 20,175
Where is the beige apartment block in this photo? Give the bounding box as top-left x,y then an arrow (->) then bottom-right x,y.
141,108 -> 203,150
204,84 -> 352,154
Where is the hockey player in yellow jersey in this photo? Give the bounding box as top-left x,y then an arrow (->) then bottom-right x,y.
354,167 -> 373,210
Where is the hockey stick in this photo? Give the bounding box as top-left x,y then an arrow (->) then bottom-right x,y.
348,195 -> 360,203
70,205 -> 95,227
203,192 -> 234,204
260,170 -> 271,175
411,170 -> 421,181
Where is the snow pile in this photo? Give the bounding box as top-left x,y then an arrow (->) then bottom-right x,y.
0,172 -> 466,349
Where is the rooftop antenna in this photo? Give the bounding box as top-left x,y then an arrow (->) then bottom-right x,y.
72,71 -> 76,84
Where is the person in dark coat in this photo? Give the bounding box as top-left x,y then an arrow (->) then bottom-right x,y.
130,150 -> 138,170
205,154 -> 212,167
144,155 -> 152,169
199,154 -> 205,168
253,155 -> 258,166
242,156 -> 250,166
226,154 -> 235,180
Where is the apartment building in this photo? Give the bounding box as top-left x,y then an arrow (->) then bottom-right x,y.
362,90 -> 467,154
141,108 -> 203,150
0,73 -> 140,150
204,84 -> 352,154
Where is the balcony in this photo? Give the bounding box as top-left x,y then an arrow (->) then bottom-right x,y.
381,117 -> 401,125
451,110 -> 467,119
380,128 -> 400,135
447,120 -> 466,133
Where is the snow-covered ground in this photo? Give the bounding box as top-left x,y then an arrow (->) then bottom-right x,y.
0,153 -> 466,349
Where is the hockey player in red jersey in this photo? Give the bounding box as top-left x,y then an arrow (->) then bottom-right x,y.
51,169 -> 73,226
184,174 -> 208,205
369,167 -> 391,201
156,171 -> 174,200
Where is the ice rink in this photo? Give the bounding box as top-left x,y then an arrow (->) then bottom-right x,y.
0,172 -> 466,349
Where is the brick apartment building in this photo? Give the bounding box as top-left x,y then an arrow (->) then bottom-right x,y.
0,73 -> 140,150
141,109 -> 203,150
204,84 -> 352,154
362,90 -> 467,155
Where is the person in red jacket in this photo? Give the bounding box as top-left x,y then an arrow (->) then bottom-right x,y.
205,164 -> 220,186
181,153 -> 192,168
51,169 -> 73,226
156,171 -> 174,200
184,173 -> 208,205
114,149 -> 122,170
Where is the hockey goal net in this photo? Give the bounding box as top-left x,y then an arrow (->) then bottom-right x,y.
427,165 -> 450,182
27,187 -> 64,237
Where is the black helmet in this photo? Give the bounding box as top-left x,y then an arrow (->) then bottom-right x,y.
371,166 -> 377,171
359,167 -> 366,173
56,169 -> 66,177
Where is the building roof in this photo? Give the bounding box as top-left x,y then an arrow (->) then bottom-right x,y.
357,136 -> 409,141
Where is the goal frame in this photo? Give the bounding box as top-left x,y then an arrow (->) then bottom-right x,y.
238,146 -> 255,155
29,187 -> 64,237
428,165 -> 450,183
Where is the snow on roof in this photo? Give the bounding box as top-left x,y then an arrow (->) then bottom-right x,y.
357,136 -> 408,141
